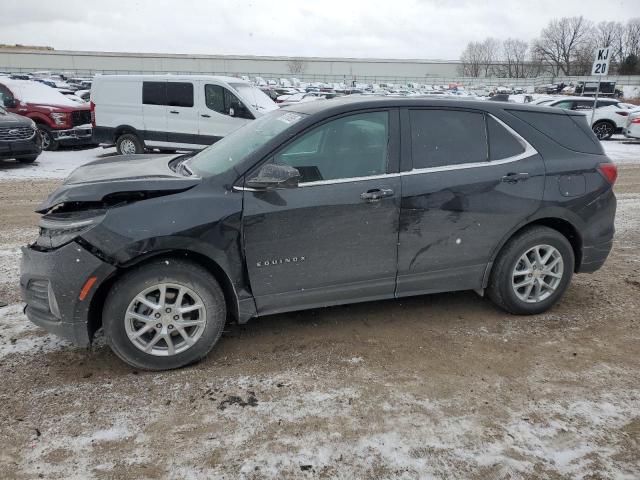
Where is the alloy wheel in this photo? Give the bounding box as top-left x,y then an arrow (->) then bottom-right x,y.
120,138 -> 137,155
40,129 -> 51,150
124,283 -> 207,356
512,245 -> 564,303
593,123 -> 613,140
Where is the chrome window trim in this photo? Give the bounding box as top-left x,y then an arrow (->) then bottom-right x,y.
233,113 -> 538,190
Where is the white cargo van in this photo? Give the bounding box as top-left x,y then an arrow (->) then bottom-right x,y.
91,75 -> 278,154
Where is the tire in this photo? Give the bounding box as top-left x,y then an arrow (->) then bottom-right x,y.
37,124 -> 59,151
487,226 -> 575,315
116,133 -> 144,155
103,259 -> 226,370
16,154 -> 39,163
592,121 -> 615,140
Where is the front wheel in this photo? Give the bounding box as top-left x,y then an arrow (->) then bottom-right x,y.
37,125 -> 59,151
103,259 -> 226,370
487,226 -> 574,315
592,121 -> 615,140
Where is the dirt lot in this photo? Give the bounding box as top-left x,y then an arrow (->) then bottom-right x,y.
0,147 -> 639,478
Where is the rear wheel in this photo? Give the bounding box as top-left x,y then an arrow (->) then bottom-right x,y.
37,124 -> 59,151
116,133 -> 144,155
592,121 -> 615,140
487,226 -> 574,315
103,259 -> 226,370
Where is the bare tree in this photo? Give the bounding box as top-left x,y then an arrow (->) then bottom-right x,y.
594,21 -> 623,61
533,16 -> 594,75
621,18 -> 640,58
459,38 -> 499,77
459,41 -> 484,77
286,58 -> 307,75
500,38 -> 529,78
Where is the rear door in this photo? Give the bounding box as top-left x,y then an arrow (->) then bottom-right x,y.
396,108 -> 545,296
165,81 -> 199,146
142,81 -> 167,142
198,83 -> 252,142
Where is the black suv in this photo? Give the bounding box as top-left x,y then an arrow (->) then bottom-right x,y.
21,98 -> 616,370
0,105 -> 41,163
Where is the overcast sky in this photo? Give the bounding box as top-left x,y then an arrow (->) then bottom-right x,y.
1,0 -> 636,59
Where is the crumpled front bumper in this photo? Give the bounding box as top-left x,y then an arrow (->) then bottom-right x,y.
20,241 -> 116,346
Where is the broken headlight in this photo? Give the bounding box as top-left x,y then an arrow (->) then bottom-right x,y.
36,211 -> 105,249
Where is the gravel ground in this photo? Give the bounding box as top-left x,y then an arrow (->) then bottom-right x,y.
0,140 -> 639,479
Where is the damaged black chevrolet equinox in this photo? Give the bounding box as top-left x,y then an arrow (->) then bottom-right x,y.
21,98 -> 617,370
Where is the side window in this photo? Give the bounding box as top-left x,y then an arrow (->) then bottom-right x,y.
204,84 -> 225,113
142,82 -> 166,105
410,110 -> 487,169
574,100 -> 594,110
487,117 -> 525,160
553,100 -> 575,110
275,111 -> 389,183
166,82 -> 193,107
0,84 -> 15,106
205,84 -> 253,119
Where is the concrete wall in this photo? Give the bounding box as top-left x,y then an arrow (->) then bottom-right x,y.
0,48 -> 461,82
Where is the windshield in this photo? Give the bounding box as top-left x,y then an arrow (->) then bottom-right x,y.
188,109 -> 305,176
230,83 -> 278,113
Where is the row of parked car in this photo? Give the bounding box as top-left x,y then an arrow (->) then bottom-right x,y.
1,72 -> 639,166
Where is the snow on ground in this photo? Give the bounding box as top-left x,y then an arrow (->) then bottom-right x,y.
0,146 -> 116,180
602,135 -> 640,164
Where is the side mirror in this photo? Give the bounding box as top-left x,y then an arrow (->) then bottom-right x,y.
246,163 -> 300,190
229,107 -> 235,117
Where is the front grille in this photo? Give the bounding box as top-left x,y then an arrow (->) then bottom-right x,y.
71,110 -> 91,127
26,279 -> 50,312
0,126 -> 35,141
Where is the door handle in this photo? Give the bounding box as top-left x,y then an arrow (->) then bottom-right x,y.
360,188 -> 394,202
201,114 -> 211,118
169,110 -> 179,114
500,172 -> 530,183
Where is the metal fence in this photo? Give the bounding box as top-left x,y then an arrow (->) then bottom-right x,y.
3,64 -> 640,88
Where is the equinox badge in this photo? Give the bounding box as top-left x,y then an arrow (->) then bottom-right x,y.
257,256 -> 306,268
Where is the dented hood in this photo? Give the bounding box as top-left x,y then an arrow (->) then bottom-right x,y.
36,154 -> 201,213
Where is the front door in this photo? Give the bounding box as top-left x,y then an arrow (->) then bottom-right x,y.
397,108 -> 545,296
199,83 -> 252,143
242,110 -> 401,315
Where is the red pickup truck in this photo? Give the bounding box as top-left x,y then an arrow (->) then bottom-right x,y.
0,78 -> 94,151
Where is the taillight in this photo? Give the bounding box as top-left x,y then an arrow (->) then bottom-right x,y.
597,163 -> 618,185
631,117 -> 640,124
90,101 -> 96,127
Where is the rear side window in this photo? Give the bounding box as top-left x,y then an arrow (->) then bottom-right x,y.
167,82 -> 193,107
509,110 -> 602,154
142,82 -> 166,105
487,117 -> 525,160
410,110 -> 487,169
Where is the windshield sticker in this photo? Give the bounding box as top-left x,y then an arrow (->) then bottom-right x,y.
277,112 -> 302,124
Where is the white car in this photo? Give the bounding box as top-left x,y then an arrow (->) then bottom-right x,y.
623,109 -> 640,140
91,74 -> 278,154
541,96 -> 635,140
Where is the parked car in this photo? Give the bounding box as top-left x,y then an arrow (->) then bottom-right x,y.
0,78 -> 94,150
574,81 -> 623,98
623,109 -> 640,139
20,97 -> 616,370
0,105 -> 42,163
541,96 -> 634,139
91,75 -> 278,154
